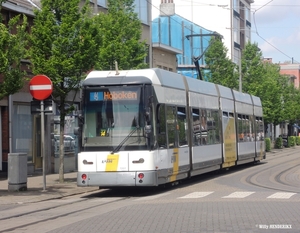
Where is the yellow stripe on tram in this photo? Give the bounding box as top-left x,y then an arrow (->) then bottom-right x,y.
105,154 -> 119,171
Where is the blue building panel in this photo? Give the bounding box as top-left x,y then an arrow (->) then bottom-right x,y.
152,18 -> 159,43
170,15 -> 183,50
183,26 -> 192,65
160,17 -> 170,46
152,13 -> 217,78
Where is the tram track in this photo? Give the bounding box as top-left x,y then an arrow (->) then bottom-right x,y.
0,196 -> 129,233
244,150 -> 300,194
0,185 -> 162,233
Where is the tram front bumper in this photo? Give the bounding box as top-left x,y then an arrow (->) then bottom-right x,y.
77,171 -> 158,187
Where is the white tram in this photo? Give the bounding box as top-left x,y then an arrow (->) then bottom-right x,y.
77,68 -> 265,187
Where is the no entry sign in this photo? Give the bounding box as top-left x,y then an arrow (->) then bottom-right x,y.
29,75 -> 53,100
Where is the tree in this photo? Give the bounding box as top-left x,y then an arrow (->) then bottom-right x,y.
204,37 -> 239,90
241,42 -> 265,94
241,42 -> 298,137
94,0 -> 148,70
278,74 -> 300,125
0,0 -> 28,100
29,0 -> 101,182
242,43 -> 280,129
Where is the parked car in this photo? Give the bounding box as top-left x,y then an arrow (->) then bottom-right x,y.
53,135 -> 76,152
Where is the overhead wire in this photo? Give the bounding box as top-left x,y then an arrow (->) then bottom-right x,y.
150,0 -> 299,63
252,0 -> 300,63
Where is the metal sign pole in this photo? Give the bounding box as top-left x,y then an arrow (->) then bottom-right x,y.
29,74 -> 52,191
41,100 -> 46,191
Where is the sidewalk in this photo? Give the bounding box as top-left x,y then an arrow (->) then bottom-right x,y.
0,172 -> 99,205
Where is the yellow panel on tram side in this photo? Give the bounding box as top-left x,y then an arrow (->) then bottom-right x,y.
170,148 -> 179,182
222,116 -> 237,168
257,141 -> 265,161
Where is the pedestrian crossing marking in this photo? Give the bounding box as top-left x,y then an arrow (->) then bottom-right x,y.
143,191 -> 298,201
267,192 -> 296,199
179,192 -> 214,199
222,191 -> 255,198
134,192 -> 171,201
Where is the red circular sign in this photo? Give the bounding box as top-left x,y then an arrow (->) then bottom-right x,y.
29,75 -> 53,100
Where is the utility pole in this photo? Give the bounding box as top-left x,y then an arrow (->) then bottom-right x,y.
239,54 -> 242,92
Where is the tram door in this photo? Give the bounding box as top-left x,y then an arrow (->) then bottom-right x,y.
166,106 -> 178,181
32,115 -> 42,169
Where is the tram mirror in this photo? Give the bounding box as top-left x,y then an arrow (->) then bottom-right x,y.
148,95 -> 154,105
77,112 -> 84,125
145,111 -> 150,123
74,127 -> 81,135
145,125 -> 151,134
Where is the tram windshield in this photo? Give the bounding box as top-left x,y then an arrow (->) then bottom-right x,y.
82,86 -> 147,151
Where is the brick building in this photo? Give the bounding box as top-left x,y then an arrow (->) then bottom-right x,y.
1,0 -> 35,172
279,63 -> 300,89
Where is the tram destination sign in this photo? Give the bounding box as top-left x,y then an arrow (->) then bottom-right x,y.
90,91 -> 138,101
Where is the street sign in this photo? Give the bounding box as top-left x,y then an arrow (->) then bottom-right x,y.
31,99 -> 56,115
29,75 -> 53,100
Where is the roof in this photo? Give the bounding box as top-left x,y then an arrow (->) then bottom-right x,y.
1,0 -> 37,16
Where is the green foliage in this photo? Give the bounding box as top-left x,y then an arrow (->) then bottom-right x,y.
204,37 -> 239,89
29,0 -> 101,113
28,0 -> 102,181
288,136 -> 296,147
279,77 -> 300,123
94,0 -> 148,70
275,137 -> 283,149
240,42 -> 300,126
296,136 -> 300,145
265,138 -> 271,152
0,12 -> 28,100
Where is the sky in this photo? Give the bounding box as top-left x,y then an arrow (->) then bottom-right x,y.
251,0 -> 300,63
151,0 -> 300,64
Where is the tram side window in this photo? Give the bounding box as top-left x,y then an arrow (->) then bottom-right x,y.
249,115 -> 254,141
192,108 -> 201,146
157,104 -> 167,148
206,110 -> 220,145
193,109 -> 220,145
238,114 -> 253,142
238,114 -> 243,141
212,110 -> 221,143
255,116 -> 264,141
244,115 -> 250,141
177,107 -> 187,146
166,106 -> 176,148
201,109 -> 208,145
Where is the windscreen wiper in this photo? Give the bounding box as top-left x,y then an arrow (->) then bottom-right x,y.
111,126 -> 139,154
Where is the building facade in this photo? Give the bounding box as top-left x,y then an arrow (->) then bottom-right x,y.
152,0 -> 254,77
152,0 -> 215,78
279,63 -> 300,89
1,0 -> 35,172
0,0 -> 152,173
